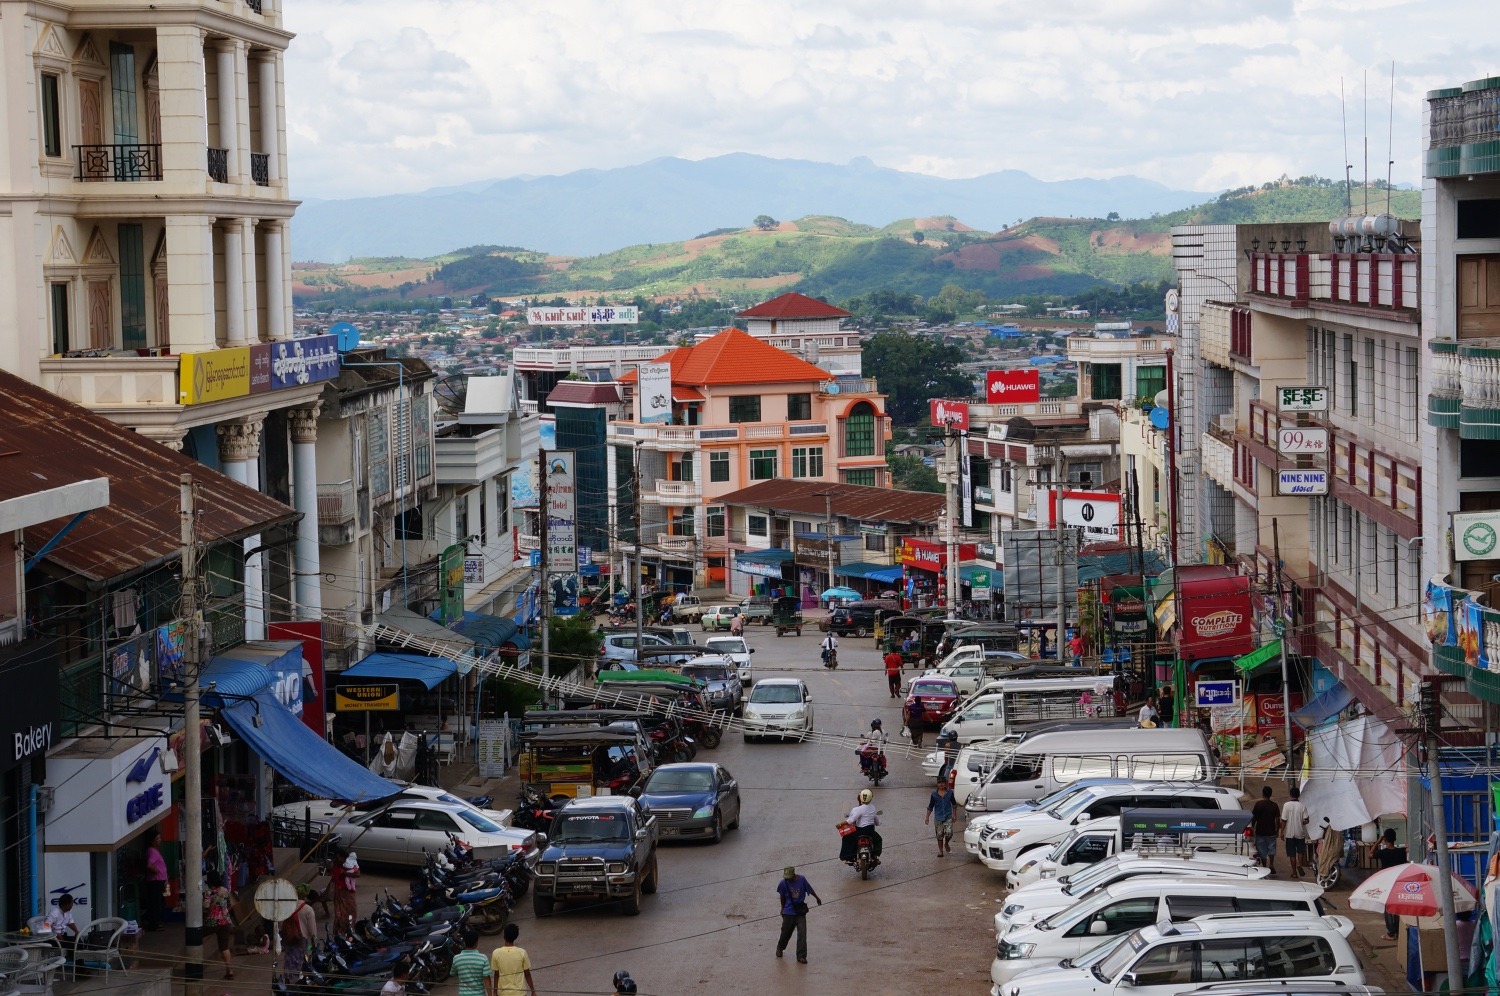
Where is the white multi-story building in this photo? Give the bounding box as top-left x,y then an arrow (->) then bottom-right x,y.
0,0 -> 330,642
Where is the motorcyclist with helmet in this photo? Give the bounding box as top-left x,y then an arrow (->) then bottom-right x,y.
856,718 -> 888,776
613,970 -> 637,994
839,788 -> 882,864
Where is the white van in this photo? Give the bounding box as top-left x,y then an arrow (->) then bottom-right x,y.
990,877 -> 1329,989
966,729 -> 1216,813
1005,809 -> 1254,890
942,677 -> 1116,744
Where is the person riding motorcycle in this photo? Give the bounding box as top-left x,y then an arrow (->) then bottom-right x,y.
857,719 -> 888,775
839,788 -> 882,863
820,632 -> 839,669
613,970 -> 638,995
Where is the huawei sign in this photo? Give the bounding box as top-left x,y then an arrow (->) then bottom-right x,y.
1191,610 -> 1245,639
986,369 -> 1041,403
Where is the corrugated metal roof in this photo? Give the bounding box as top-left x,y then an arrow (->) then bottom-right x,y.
0,368 -> 299,583
717,480 -> 943,525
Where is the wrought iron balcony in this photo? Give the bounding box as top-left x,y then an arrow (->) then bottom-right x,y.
207,147 -> 229,182
75,143 -> 161,181
245,0 -> 263,11
251,152 -> 269,186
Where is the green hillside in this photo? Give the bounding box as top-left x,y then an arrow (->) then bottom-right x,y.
293,177 -> 1421,308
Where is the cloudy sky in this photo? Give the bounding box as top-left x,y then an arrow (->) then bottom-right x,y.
285,0 -> 1492,202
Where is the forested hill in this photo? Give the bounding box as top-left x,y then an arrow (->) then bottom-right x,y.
292,178 -> 1420,309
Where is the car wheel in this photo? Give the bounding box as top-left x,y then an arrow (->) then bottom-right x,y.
701,623 -> 708,631
620,876 -> 643,915
642,855 -> 659,894
709,809 -> 723,844
700,727 -> 722,749
856,625 -> 868,638
533,893 -> 555,917
727,800 -> 741,831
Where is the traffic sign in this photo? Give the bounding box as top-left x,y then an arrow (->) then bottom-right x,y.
1195,680 -> 1241,708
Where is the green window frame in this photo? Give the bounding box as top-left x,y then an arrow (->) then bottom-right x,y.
118,222 -> 146,349
1091,363 -> 1122,401
791,446 -> 823,478
843,402 -> 877,457
1135,365 -> 1165,403
749,448 -> 777,480
709,451 -> 730,482
50,282 -> 70,354
40,73 -> 62,158
845,469 -> 876,486
787,393 -> 812,421
728,395 -> 762,423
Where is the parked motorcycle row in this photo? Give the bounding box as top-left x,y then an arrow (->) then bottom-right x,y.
276,836 -> 531,995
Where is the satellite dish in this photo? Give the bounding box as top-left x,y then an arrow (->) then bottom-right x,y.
824,382 -> 841,395
1150,407 -> 1171,431
329,321 -> 360,352
1154,390 -> 1169,410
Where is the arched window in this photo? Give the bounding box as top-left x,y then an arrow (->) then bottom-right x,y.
844,402 -> 876,457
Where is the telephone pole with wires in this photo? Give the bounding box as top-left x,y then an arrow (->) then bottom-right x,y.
1404,675 -> 1464,984
179,474 -> 204,994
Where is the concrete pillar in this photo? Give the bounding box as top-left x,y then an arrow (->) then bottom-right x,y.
154,26 -> 207,184
263,222 -> 286,339
214,41 -> 238,180
218,416 -> 265,641
164,215 -> 217,351
289,403 -> 323,618
255,53 -> 280,183
137,427 -> 188,451
222,219 -> 245,344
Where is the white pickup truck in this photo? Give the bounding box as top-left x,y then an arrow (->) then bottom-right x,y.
670,594 -> 705,621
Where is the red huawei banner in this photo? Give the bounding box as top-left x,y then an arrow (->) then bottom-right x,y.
986,369 -> 1041,403
268,621 -> 326,738
1175,566 -> 1255,661
930,398 -> 970,430
898,538 -> 978,572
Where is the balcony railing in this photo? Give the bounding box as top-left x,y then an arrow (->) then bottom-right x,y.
207,147 -> 229,182
654,533 -> 696,553
75,143 -> 161,181
245,0 -> 262,11
1429,340 -> 1461,428
821,378 -> 877,395
251,152 -> 269,186
517,531 -> 540,552
317,480 -> 356,526
1248,251 -> 1418,315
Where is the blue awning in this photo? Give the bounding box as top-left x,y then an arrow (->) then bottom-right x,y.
833,561 -> 892,580
342,652 -> 457,690
1294,683 -> 1354,729
439,610 -> 523,651
191,641 -> 310,708
865,566 -> 903,584
505,631 -> 532,651
221,689 -> 397,803
736,548 -> 792,565
1187,656 -> 1238,672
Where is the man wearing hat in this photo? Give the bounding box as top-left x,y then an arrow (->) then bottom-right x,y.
774,866 -> 822,964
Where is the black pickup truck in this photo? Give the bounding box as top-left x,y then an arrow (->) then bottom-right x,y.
532,795 -> 659,916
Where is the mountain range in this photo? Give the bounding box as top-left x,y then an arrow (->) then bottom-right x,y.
290,154 -> 1211,262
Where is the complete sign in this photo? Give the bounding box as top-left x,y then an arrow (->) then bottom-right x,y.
1277,470 -> 1329,496
1277,427 -> 1328,455
1277,386 -> 1328,412
334,684 -> 400,712
1194,680 -> 1241,708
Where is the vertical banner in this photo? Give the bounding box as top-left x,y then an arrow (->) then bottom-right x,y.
439,542 -> 466,626
268,621 -> 326,739
636,363 -> 673,424
545,451 -> 577,574
960,431 -> 973,528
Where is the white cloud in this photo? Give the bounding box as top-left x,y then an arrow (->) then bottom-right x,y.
283,0 -> 1492,199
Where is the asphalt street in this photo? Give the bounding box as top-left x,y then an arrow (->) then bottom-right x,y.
492,626 -> 1003,996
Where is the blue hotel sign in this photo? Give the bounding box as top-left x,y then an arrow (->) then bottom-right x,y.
269,334 -> 341,389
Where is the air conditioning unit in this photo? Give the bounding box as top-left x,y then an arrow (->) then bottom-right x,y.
36,787 -> 55,814
1217,413 -> 1236,433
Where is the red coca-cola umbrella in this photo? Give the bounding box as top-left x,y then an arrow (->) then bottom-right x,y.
1348,862 -> 1477,918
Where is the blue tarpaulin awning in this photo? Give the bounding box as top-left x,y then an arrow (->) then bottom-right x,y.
1294,683 -> 1354,729
342,652 -> 457,690
437,610 -> 526,651
834,561 -> 889,580
191,641 -> 311,707
221,689 -> 397,803
737,548 -> 792,565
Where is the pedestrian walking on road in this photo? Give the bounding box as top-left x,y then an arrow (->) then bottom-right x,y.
884,649 -> 904,698
1370,828 -> 1407,940
1251,786 -> 1281,875
905,696 -> 926,748
451,928 -> 489,996
488,922 -> 537,996
774,866 -> 822,964
926,776 -> 961,856
203,867 -> 236,980
1280,785 -> 1311,879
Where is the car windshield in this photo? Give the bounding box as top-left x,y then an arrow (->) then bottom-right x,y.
911,681 -> 951,695
708,639 -> 747,654
550,813 -> 630,843
1051,790 -> 1106,821
751,684 -> 803,704
1062,859 -> 1125,895
1094,929 -> 1149,981
456,809 -> 504,833
683,666 -> 734,682
644,769 -> 714,793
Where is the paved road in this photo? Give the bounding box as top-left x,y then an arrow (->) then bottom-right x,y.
500,626 -> 1002,996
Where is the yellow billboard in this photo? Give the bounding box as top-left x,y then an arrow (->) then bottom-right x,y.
179,347 -> 251,405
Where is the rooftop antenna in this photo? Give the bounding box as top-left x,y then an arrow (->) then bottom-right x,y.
1387,60 -> 1396,218
1350,78 -> 1362,216
1363,69 -> 1369,216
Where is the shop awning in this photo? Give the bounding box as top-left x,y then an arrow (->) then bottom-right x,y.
1187,656 -> 1237,672
737,548 -> 792,565
442,610 -> 525,651
1234,640 -> 1282,673
221,688 -> 398,803
378,606 -> 477,648
192,641 -> 311,707
1294,683 -> 1354,729
835,561 -> 893,580
958,564 -> 1001,588
342,652 -> 456,690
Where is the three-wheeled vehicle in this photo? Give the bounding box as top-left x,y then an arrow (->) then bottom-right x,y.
518,727 -> 654,799
772,595 -> 804,637
587,673 -> 726,750
880,614 -> 946,663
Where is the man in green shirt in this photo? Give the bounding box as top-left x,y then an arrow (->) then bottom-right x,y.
488,922 -> 537,996
451,929 -> 489,996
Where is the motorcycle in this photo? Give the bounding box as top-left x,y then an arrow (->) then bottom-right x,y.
515,785 -> 563,834
853,831 -> 880,880
643,716 -> 697,763
821,646 -> 839,670
857,741 -> 887,786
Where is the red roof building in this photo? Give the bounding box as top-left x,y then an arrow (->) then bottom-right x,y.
733,292 -> 865,378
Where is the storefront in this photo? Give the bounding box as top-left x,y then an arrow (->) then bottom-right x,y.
1155,566 -> 1258,727
896,538 -> 976,609
1,640 -> 60,929
731,548 -> 793,599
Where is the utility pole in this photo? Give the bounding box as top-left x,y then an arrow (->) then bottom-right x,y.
944,429 -> 959,619
179,474 -> 204,994
824,492 -> 837,598
538,453 -> 550,693
1417,677 -> 1464,985
633,444 -> 644,648
1271,519 -> 1293,757
1054,446 -> 1068,655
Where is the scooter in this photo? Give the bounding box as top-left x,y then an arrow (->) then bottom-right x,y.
853,832 -> 880,880
821,647 -> 839,670
857,741 -> 887,786
514,785 -> 563,833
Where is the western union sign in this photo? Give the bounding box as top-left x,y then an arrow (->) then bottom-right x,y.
333,683 -> 400,712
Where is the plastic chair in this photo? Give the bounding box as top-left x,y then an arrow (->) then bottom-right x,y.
68,918 -> 125,980
1100,648 -> 1116,665
0,948 -> 28,996
12,952 -> 64,996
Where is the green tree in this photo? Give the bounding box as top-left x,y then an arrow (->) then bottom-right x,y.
1045,375 -> 1078,398
887,453 -> 941,492
548,612 -> 603,680
753,214 -> 779,231
912,230 -> 925,243
863,331 -> 973,425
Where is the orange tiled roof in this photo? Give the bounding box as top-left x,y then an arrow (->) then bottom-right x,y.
617,328 -> 830,387
737,292 -> 850,320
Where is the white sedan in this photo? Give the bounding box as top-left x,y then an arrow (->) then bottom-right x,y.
742,678 -> 814,741
274,792 -> 540,867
